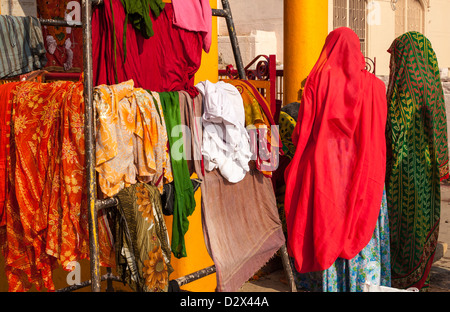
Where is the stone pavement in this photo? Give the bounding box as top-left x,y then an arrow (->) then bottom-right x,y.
239,181 -> 450,292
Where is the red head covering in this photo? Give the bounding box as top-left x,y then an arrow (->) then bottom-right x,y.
284,27 -> 387,273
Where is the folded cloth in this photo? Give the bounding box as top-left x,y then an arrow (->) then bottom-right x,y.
0,15 -> 47,79
201,168 -> 285,292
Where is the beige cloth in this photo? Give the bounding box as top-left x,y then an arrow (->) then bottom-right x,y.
201,167 -> 285,291
178,90 -> 204,180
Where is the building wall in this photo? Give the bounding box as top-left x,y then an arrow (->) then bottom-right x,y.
426,0 -> 450,75
217,0 -> 283,67
365,0 -> 450,76
217,0 -> 449,77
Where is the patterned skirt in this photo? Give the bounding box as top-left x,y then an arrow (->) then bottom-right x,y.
292,187 -> 391,292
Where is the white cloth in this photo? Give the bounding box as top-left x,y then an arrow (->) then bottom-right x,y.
196,80 -> 252,183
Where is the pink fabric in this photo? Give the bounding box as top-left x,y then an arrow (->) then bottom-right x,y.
172,0 -> 212,53
92,1 -> 203,98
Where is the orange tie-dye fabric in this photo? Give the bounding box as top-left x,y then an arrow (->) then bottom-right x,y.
94,80 -> 173,197
0,81 -> 114,292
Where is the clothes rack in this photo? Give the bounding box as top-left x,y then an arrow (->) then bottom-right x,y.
32,0 -> 297,293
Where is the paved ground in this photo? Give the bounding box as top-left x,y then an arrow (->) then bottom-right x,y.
239,181 -> 450,292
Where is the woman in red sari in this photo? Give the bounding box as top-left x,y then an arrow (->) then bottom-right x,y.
284,27 -> 388,277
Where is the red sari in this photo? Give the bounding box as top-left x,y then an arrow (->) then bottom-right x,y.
284,27 -> 387,273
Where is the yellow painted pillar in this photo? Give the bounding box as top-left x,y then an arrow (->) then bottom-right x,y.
164,0 -> 218,292
283,0 -> 328,105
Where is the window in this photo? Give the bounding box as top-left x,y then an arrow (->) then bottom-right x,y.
333,0 -> 367,55
395,0 -> 424,37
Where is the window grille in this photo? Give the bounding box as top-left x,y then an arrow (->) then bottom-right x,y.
333,0 -> 367,55
395,0 -> 424,38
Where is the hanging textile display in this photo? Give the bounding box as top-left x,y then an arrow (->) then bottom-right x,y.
158,91 -> 196,259
94,80 -> 173,197
0,82 -> 20,227
36,0 -> 83,72
0,81 -> 114,292
115,183 -> 173,292
196,80 -> 252,184
178,90 -> 205,181
225,79 -> 281,178
0,16 -> 47,79
385,31 -> 449,290
92,0 -> 204,98
201,167 -> 285,292
171,0 -> 212,53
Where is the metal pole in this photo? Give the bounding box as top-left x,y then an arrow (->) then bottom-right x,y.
220,0 -> 245,79
81,0 -> 101,292
279,245 -> 297,292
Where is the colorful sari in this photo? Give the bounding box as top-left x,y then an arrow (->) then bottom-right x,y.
385,32 -> 449,290
284,27 -> 388,274
1,81 -> 114,291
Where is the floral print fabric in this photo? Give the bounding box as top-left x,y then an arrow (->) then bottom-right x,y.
94,80 -> 173,197
115,183 -> 173,292
0,81 -> 114,292
292,188 -> 391,292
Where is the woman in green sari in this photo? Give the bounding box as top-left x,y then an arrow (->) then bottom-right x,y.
386,31 -> 449,290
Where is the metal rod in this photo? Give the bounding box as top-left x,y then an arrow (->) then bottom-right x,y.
212,8 -> 228,18
279,245 -> 297,292
96,197 -> 119,211
56,273 -> 122,292
39,0 -> 103,28
173,265 -> 216,287
39,18 -> 82,27
81,0 -> 101,293
220,0 -> 245,79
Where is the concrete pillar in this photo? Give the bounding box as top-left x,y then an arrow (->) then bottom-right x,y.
283,0 -> 328,105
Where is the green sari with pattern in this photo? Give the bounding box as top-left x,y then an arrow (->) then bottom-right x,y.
386,32 -> 449,290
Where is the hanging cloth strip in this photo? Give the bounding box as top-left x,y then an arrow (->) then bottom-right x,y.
158,91 -> 196,259
0,82 -> 19,227
1,81 -> 114,292
171,0 -> 212,53
94,80 -> 173,197
92,1 -> 203,98
119,0 -> 165,61
0,15 -> 47,79
201,167 -> 286,292
115,183 -> 173,292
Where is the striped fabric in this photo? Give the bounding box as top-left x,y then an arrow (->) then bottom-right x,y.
0,15 -> 47,79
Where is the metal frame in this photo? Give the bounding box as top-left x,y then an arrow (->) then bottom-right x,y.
38,0 -> 296,293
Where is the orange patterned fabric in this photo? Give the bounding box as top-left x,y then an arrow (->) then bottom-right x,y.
94,80 -> 173,197
0,81 -> 113,292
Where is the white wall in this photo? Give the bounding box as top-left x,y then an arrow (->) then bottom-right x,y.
217,0 -> 283,67
426,0 -> 450,75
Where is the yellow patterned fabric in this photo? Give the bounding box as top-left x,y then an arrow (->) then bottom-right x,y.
94,80 -> 173,197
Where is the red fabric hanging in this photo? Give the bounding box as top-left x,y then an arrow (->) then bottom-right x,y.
284,27 -> 387,273
92,0 -> 203,98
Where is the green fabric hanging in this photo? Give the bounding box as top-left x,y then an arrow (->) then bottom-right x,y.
157,91 -> 196,259
120,0 -> 165,62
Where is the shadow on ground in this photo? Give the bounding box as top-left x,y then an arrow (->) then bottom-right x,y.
430,257 -> 450,292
